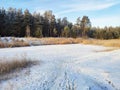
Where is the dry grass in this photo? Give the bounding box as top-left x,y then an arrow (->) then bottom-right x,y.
0,58 -> 38,75
81,39 -> 120,48
94,48 -> 118,52
27,37 -> 82,45
26,37 -> 120,48
1,37 -> 119,48
0,40 -> 29,48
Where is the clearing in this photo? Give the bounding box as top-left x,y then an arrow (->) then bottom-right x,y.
0,44 -> 120,90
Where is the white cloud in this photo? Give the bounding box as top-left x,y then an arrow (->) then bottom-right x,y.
91,16 -> 120,27
35,9 -> 45,15
57,0 -> 120,15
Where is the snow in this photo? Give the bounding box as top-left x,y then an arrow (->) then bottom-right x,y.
0,37 -> 44,46
0,44 -> 120,90
0,37 -> 25,43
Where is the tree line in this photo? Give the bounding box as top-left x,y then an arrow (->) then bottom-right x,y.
0,7 -> 120,39
88,27 -> 120,39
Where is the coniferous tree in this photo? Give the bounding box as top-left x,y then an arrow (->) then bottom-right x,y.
80,16 -> 91,37
0,7 -> 120,39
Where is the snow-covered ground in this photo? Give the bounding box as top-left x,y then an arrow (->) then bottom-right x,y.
0,37 -> 44,46
0,37 -> 25,43
0,44 -> 120,90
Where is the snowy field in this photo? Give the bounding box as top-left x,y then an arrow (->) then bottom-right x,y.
0,44 -> 120,90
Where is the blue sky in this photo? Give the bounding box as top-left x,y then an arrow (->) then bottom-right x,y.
0,0 -> 120,27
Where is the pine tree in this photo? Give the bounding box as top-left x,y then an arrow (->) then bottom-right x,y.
35,26 -> 43,38
80,16 -> 91,37
26,25 -> 30,37
62,26 -> 70,37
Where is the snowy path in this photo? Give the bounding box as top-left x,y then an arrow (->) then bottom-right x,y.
0,44 -> 120,90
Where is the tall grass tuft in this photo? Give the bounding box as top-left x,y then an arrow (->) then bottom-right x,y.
0,58 -> 38,75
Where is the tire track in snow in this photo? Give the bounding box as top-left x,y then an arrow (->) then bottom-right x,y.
44,58 -> 114,90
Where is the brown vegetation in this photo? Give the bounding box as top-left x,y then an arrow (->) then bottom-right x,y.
94,48 -> 118,52
0,58 -> 38,75
0,41 -> 29,48
81,39 -> 120,48
1,37 -> 120,48
0,38 -> 29,48
26,37 -> 120,48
